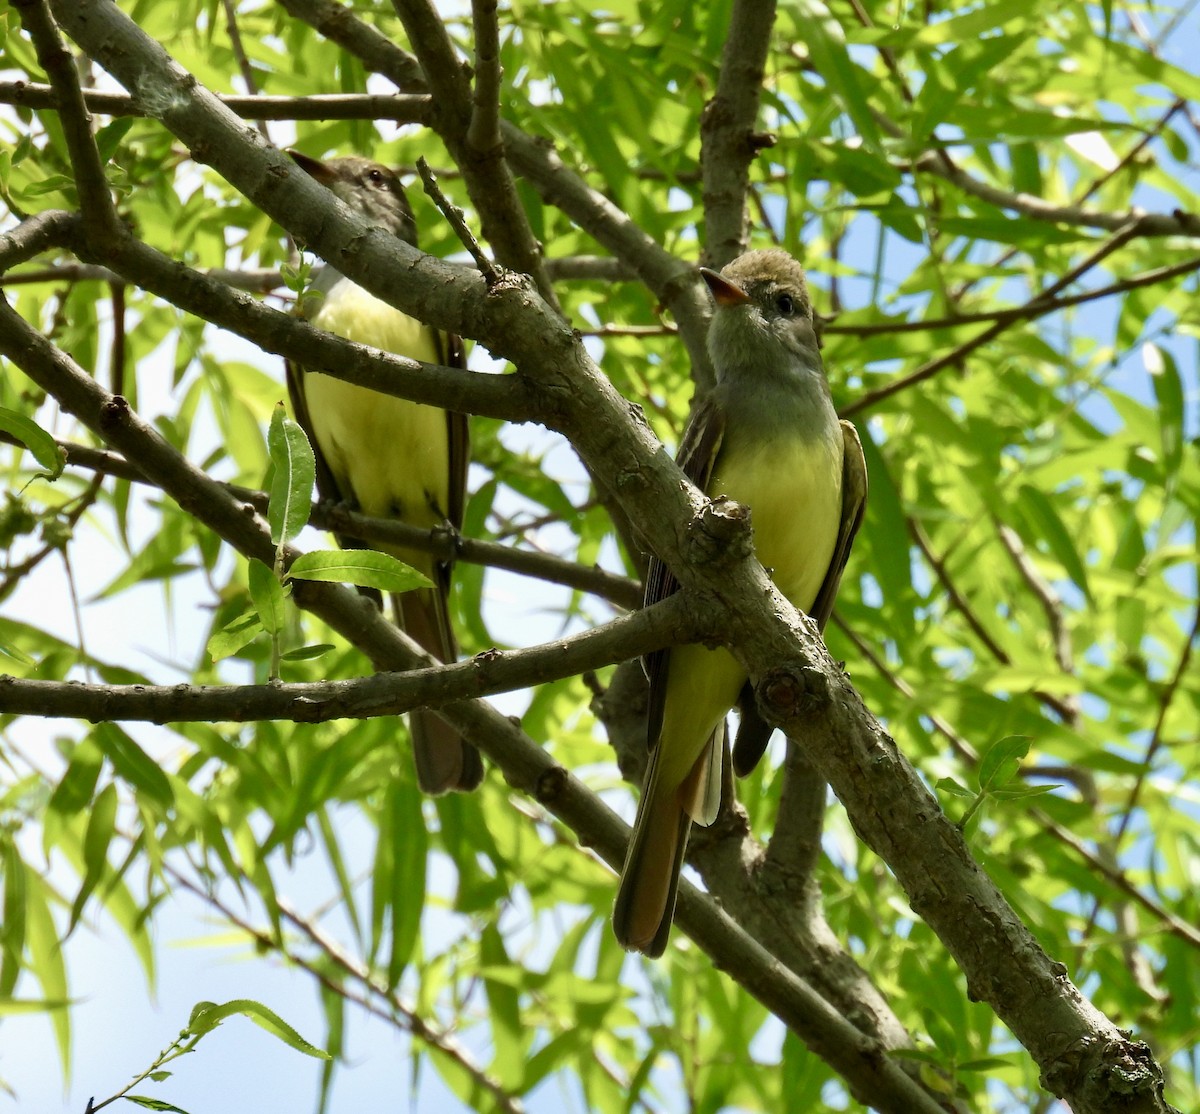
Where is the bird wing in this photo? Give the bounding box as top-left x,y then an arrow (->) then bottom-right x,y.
807,419 -> 868,631
642,394 -> 726,750
731,418 -> 868,777
436,328 -> 470,535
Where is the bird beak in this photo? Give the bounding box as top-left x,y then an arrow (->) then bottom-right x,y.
286,148 -> 336,186
700,267 -> 751,307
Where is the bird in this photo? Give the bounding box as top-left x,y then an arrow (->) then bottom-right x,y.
285,150 -> 483,794
612,248 -> 868,955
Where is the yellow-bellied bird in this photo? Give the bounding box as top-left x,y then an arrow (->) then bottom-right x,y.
285,151 -> 482,794
612,249 -> 868,955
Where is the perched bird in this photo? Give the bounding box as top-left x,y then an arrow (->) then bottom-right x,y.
285,151 -> 482,794
612,249 -> 868,955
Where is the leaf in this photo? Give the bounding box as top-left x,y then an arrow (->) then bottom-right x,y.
266,402 -> 316,547
207,610 -> 264,662
0,407 -> 66,479
935,777 -> 975,799
791,0 -> 883,153
47,737 -> 104,818
1144,342 -> 1184,480
185,999 -> 331,1060
1016,485 -> 1093,603
124,1098 -> 193,1113
94,724 -> 174,807
280,642 -> 334,661
68,781 -> 118,934
978,736 -> 1031,792
247,558 -> 286,637
288,549 -> 432,593
990,784 -> 1062,801
95,117 -> 134,164
0,839 -> 27,999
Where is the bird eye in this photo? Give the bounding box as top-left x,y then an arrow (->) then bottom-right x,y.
776,293 -> 795,316
367,168 -> 386,186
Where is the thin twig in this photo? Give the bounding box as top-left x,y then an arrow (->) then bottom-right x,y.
416,156 -> 499,284
843,219 -> 1153,417
220,0 -> 271,140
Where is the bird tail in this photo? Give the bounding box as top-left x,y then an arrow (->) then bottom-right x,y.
612,729 -> 723,956
397,587 -> 484,794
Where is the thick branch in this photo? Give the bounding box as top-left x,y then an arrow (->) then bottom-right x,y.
700,0 -> 777,267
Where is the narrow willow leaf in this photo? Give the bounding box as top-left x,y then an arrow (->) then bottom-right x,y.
207,610 -> 264,662
47,737 -> 104,817
288,549 -> 432,593
792,2 -> 883,153
266,402 -> 316,548
24,858 -> 72,1069
0,407 -> 66,479
978,736 -> 1031,792
1144,342 -> 1184,479
0,998 -> 70,1014
125,1097 -> 192,1113
186,999 -> 331,1060
1016,485 -> 1093,603
0,839 -> 27,998
68,781 -> 118,934
247,558 -> 286,637
280,643 -> 334,661
935,777 -> 975,799
95,724 -> 173,807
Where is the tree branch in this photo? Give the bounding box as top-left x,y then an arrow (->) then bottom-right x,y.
12,0 -> 122,247
0,598 -> 684,723
0,80 -> 434,121
159,864 -> 528,1114
699,0 -> 777,268
392,0 -> 559,309
844,218 -> 1153,417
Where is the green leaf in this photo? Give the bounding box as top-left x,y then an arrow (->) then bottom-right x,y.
124,1098 -> 193,1113
47,737 -> 104,817
978,736 -> 1030,792
792,1 -> 883,153
68,781 -> 118,933
0,839 -> 27,998
1144,342 -> 1184,480
1016,485 -> 1093,603
94,724 -> 174,807
266,402 -> 316,547
0,997 -> 70,1014
990,783 -> 1062,801
0,407 -> 66,479
935,777 -> 975,799
247,558 -> 287,637
207,609 -> 264,662
95,117 -> 134,164
288,549 -> 432,593
280,642 -> 334,661
185,999 -> 331,1060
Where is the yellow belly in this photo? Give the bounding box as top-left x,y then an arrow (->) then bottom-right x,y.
655,426 -> 845,786
305,281 -> 450,576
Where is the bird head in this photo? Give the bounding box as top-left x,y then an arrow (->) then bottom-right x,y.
287,150 -> 419,247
